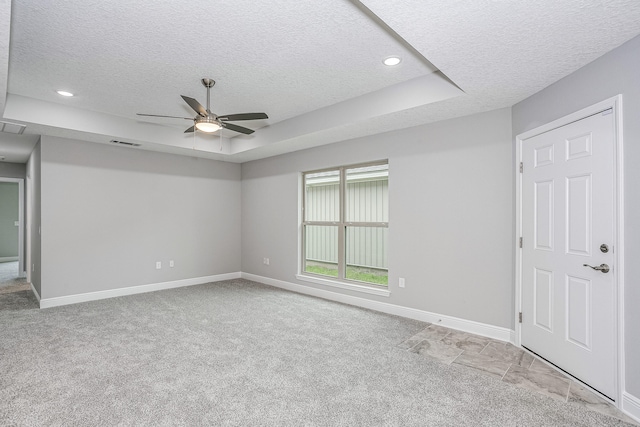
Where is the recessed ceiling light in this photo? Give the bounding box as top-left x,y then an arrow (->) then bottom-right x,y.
383,56 -> 402,66
56,90 -> 74,97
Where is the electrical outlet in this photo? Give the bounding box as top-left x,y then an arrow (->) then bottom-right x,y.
399,278 -> 405,288
156,261 -> 162,270
32,264 -> 35,272
169,260 -> 174,268
263,258 -> 270,265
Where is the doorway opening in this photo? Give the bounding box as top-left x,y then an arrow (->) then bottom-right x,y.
0,178 -> 27,295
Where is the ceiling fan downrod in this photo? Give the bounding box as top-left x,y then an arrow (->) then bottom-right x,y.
201,78 -> 215,113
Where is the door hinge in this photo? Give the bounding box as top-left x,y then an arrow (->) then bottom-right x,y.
519,312 -> 523,323
519,237 -> 523,248
519,162 -> 523,173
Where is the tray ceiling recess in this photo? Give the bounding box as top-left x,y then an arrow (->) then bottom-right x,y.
2,0 -> 640,162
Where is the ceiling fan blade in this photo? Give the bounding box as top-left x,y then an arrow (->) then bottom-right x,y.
222,122 -> 255,135
181,95 -> 207,117
184,125 -> 195,133
137,113 -> 193,120
218,113 -> 269,121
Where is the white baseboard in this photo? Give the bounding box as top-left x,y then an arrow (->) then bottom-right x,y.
622,392 -> 640,423
241,273 -> 512,343
30,282 -> 41,302
0,256 -> 18,262
34,271 -> 513,343
39,272 -> 241,309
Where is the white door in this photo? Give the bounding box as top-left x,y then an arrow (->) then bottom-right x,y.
521,109 -> 616,400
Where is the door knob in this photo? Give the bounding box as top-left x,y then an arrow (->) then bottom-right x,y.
583,263 -> 610,273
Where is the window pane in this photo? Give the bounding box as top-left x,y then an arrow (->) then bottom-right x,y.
305,170 -> 340,222
346,164 -> 388,223
304,225 -> 338,277
345,226 -> 388,286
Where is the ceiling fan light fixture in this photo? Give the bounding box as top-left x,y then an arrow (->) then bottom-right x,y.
195,117 -> 221,133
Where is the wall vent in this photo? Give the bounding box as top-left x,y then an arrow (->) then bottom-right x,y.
110,139 -> 141,147
0,121 -> 26,135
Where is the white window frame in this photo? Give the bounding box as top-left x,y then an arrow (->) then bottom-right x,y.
296,161 -> 390,297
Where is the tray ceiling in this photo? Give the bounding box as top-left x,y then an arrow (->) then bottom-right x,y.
1,0 -> 640,163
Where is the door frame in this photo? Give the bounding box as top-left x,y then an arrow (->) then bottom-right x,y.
514,95 -> 625,404
0,177 -> 25,277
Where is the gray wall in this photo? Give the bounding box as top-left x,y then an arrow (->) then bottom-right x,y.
27,142 -> 41,295
242,108 -> 513,328
512,35 -> 640,398
0,162 -> 25,179
39,136 -> 241,299
0,182 -> 18,258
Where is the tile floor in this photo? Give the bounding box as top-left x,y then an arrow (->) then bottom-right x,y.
399,323 -> 638,425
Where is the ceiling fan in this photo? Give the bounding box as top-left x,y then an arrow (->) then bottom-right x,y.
137,78 -> 268,135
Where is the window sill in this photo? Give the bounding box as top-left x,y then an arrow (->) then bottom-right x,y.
295,274 -> 391,297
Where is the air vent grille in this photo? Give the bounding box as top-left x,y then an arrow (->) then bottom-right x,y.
0,121 -> 26,135
110,140 -> 141,147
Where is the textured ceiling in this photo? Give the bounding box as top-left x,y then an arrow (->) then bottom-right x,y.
7,0 -> 433,125
1,0 -> 640,163
363,0 -> 640,104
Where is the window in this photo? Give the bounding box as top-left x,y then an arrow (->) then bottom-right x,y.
302,161 -> 388,287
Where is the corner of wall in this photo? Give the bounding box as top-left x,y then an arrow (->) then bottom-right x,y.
25,140 -> 41,297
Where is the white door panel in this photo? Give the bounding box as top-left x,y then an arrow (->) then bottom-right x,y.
521,110 -> 616,399
533,268 -> 553,332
